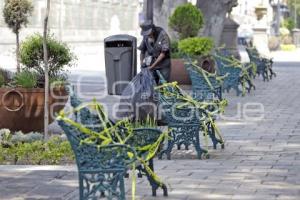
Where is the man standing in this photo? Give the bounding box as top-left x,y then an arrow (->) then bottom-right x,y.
138,20 -> 171,83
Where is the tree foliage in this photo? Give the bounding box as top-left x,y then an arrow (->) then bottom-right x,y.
288,0 -> 300,16
287,0 -> 300,28
20,34 -> 75,79
3,0 -> 33,34
169,3 -> 204,39
283,17 -> 295,32
3,0 -> 34,72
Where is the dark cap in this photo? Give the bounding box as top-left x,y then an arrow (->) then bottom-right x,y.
140,20 -> 154,36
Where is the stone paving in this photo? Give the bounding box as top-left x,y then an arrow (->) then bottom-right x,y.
1,62 -> 300,200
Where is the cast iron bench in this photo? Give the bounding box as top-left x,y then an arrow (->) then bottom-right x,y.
183,61 -> 225,149
185,60 -> 222,101
246,47 -> 276,81
155,72 -> 208,160
58,92 -> 168,199
214,48 -> 255,96
155,71 -> 223,160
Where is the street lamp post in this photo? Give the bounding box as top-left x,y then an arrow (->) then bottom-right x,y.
146,0 -> 153,22
276,0 -> 281,36
270,0 -> 281,36
295,0 -> 297,28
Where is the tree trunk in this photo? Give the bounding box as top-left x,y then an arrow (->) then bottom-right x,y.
143,0 -> 147,18
143,0 -> 187,39
43,0 -> 51,139
153,0 -> 187,39
196,0 -> 238,46
16,31 -> 20,72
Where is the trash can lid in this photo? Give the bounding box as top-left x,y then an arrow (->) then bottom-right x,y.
104,34 -> 136,42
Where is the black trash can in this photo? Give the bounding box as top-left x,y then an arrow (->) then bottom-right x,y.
104,34 -> 137,95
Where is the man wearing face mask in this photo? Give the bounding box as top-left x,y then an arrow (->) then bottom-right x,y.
138,20 -> 171,83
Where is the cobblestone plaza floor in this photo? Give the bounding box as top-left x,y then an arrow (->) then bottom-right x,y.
0,62 -> 300,200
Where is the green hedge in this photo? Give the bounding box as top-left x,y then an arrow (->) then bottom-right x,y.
0,129 -> 74,165
178,37 -> 214,56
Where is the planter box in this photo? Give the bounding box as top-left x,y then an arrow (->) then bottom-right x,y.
169,59 -> 191,85
0,87 -> 68,132
169,56 -> 216,85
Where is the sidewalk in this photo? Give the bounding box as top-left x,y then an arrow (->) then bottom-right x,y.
2,43 -> 299,72
1,62 -> 300,200
239,46 -> 300,63
270,49 -> 300,62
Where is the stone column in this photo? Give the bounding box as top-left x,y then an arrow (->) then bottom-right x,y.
220,17 -> 240,59
292,28 -> 300,47
252,5 -> 270,56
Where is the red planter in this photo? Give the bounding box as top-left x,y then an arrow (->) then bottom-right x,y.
0,87 -> 68,132
169,59 -> 191,85
169,57 -> 216,84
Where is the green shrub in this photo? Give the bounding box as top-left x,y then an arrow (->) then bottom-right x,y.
11,131 -> 43,143
0,68 -> 11,87
268,36 -> 280,51
283,18 -> 295,32
131,115 -> 157,128
280,27 -> 290,36
0,129 -> 74,165
0,74 -> 4,87
171,40 -> 179,54
42,136 -> 74,165
20,34 -> 75,81
170,40 -> 183,58
0,129 -> 43,144
0,129 -> 10,137
178,37 -> 214,56
281,34 -> 293,45
14,70 -> 37,88
280,44 -> 296,51
14,136 -> 73,165
169,3 -> 204,39
0,129 -> 11,144
50,75 -> 68,88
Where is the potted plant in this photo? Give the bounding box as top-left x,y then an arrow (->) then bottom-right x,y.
169,41 -> 190,84
0,34 -> 75,132
254,4 -> 267,21
178,37 -> 215,73
168,3 -> 204,84
3,0 -> 33,72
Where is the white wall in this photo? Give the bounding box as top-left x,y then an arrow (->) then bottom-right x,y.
0,0 -> 141,72
231,0 -> 274,36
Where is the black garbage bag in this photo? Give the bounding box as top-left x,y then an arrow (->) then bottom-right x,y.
116,68 -> 157,121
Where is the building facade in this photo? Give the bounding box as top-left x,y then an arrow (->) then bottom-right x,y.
231,0 -> 274,36
0,0 -> 140,42
0,0 -> 140,71
232,0 -> 289,37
